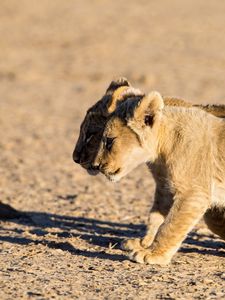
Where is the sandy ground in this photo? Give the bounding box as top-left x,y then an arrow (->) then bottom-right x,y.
0,0 -> 225,299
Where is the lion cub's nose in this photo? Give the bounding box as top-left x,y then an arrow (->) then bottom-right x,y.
73,150 -> 81,164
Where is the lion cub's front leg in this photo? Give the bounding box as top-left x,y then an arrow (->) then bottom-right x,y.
130,190 -> 209,265
122,186 -> 172,252
121,210 -> 165,251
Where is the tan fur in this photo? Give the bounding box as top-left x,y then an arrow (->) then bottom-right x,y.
90,91 -> 225,265
73,78 -> 225,264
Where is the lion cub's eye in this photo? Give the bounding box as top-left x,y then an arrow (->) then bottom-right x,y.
105,137 -> 115,152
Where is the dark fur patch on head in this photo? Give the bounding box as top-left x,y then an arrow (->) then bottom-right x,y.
87,95 -> 111,117
112,95 -> 145,121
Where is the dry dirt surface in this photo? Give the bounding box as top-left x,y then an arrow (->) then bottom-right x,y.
0,1 -> 225,299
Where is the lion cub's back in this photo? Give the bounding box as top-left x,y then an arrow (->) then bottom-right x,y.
164,96 -> 225,118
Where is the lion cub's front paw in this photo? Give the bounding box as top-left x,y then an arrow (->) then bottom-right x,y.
129,249 -> 171,265
121,235 -> 154,251
121,238 -> 143,251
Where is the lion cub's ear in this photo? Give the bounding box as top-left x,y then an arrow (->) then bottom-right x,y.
106,77 -> 130,95
105,77 -> 144,114
104,77 -> 130,114
108,86 -> 144,113
133,91 -> 164,126
107,86 -> 131,113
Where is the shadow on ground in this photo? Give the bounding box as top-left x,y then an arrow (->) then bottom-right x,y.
0,210 -> 224,262
0,210 -> 144,262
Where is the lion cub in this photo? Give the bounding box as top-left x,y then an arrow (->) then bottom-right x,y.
91,91 -> 225,264
73,78 -> 225,264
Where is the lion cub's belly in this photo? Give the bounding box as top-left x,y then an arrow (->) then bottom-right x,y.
211,182 -> 225,208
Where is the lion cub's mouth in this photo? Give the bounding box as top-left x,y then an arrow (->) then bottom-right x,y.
87,168 -> 100,176
80,163 -> 100,176
104,168 -> 121,182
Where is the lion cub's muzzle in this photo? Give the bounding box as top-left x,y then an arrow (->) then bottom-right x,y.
98,164 -> 121,180
73,149 -> 81,164
72,148 -> 88,167
73,149 -> 100,175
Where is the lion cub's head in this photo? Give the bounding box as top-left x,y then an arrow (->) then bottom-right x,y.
92,92 -> 164,182
73,77 -> 143,174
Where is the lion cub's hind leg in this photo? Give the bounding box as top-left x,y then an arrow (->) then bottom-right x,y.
204,207 -> 225,240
